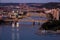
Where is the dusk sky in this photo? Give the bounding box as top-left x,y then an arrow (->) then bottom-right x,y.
0,0 -> 60,3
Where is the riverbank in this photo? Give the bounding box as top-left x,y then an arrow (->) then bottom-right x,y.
36,30 -> 60,35
38,20 -> 60,34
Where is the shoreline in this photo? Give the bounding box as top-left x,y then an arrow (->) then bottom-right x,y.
36,30 -> 60,35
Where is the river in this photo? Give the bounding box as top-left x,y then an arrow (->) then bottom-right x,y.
0,22 -> 60,40
0,15 -> 60,40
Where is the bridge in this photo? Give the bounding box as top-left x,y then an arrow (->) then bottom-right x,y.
3,8 -> 60,23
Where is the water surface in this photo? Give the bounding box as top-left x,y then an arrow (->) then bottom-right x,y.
0,23 -> 60,40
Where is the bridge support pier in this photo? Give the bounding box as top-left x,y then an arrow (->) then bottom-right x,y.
38,22 -> 40,25
33,22 -> 35,25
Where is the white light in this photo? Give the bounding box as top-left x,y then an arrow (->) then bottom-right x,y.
12,23 -> 15,28
16,22 -> 19,27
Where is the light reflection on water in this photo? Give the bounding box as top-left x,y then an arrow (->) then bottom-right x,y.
12,26 -> 20,40
0,24 -> 60,40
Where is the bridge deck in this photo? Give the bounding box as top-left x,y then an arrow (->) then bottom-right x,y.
4,18 -> 48,23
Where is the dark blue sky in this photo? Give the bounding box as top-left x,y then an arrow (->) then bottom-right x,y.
0,0 -> 60,3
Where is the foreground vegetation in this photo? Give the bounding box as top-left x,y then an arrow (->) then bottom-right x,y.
39,20 -> 60,31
